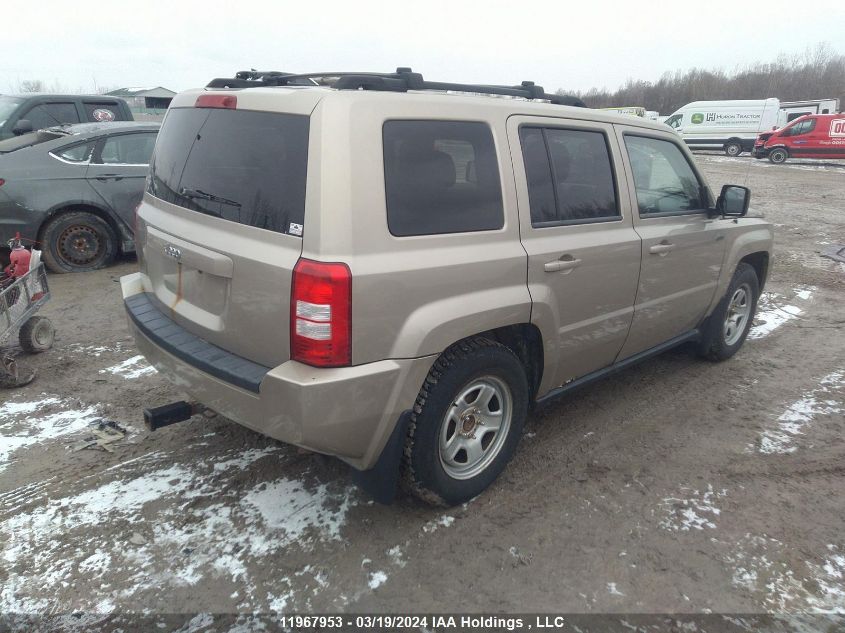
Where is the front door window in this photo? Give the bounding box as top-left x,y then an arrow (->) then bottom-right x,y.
624,135 -> 704,215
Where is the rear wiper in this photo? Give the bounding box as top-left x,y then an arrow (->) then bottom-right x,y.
179,187 -> 242,208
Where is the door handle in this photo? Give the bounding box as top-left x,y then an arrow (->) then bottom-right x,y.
96,174 -> 123,181
544,256 -> 581,273
649,242 -> 675,255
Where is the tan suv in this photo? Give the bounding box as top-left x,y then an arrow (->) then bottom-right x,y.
121,69 -> 773,505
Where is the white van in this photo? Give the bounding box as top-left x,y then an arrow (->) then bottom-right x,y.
663,98 -> 780,156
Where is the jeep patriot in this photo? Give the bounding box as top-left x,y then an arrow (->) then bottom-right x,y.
122,69 -> 773,505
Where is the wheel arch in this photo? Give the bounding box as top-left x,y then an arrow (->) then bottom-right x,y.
739,251 -> 770,291
471,323 -> 545,401
38,202 -> 122,248
705,228 -> 774,319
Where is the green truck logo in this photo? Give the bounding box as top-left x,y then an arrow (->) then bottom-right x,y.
691,113 -> 705,124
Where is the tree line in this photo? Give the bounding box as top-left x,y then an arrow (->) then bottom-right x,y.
557,44 -> 845,115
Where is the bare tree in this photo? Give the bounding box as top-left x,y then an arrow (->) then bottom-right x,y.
557,43 -> 844,114
18,79 -> 45,93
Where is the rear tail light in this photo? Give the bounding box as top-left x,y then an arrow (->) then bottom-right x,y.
291,259 -> 351,367
0,178 -> 5,187
195,94 -> 237,109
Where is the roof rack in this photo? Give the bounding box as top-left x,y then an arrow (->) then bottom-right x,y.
206,67 -> 586,107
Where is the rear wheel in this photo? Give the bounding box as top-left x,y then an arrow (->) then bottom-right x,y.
698,263 -> 759,361
402,337 -> 528,505
41,211 -> 117,273
724,141 -> 743,157
768,148 -> 788,164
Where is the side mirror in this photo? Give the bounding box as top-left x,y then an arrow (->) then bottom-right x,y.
12,119 -> 33,136
716,184 -> 750,217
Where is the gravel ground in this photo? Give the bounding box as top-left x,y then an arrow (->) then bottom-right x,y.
0,155 -> 843,632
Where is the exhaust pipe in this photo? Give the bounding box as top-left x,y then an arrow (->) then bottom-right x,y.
143,401 -> 201,431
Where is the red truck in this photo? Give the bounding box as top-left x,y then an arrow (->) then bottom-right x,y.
754,113 -> 845,163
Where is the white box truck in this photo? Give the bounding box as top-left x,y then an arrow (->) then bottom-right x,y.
663,98 -> 780,156
778,99 -> 841,126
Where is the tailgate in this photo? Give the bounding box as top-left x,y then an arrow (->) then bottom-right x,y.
137,105 -> 310,369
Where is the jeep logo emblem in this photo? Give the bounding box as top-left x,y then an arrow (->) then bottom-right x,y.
164,245 -> 182,261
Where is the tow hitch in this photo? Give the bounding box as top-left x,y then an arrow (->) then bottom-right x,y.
143,401 -> 214,431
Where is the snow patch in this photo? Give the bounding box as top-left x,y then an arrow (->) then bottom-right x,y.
0,395 -> 61,417
368,571 -> 388,589
659,484 -> 726,531
0,445 -> 356,614
387,545 -> 406,567
725,535 -> 845,613
0,399 -> 100,474
422,514 -> 455,533
99,355 -> 156,379
748,286 -> 816,340
749,295 -> 802,340
753,369 -> 844,454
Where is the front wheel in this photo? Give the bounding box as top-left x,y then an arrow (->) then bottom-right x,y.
402,337 -> 528,505
724,141 -> 743,157
41,211 -> 117,273
698,263 -> 759,361
768,148 -> 788,164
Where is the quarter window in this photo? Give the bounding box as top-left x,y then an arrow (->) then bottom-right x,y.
383,120 -> 504,236
624,135 -> 704,215
97,133 -> 157,165
664,114 -> 682,129
55,141 -> 94,163
519,126 -> 619,226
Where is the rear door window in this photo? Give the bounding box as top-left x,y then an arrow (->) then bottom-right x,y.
519,126 -> 619,226
148,108 -> 309,236
383,120 -> 504,236
96,132 -> 157,164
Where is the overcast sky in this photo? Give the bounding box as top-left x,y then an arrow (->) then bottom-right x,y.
2,0 -> 842,95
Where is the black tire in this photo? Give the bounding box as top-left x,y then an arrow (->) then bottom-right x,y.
19,316 -> 55,353
41,211 -> 117,273
768,148 -> 788,164
402,337 -> 528,506
698,263 -> 759,361
724,141 -> 743,157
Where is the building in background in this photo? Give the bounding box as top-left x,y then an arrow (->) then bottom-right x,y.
105,87 -> 175,115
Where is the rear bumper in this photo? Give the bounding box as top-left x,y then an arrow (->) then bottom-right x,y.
121,272 -> 436,470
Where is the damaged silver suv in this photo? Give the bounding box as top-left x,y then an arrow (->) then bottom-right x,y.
122,68 -> 773,505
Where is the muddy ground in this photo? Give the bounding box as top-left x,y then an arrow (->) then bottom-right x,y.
1,156 -> 844,632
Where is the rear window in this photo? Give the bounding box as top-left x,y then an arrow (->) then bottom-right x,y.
82,102 -> 123,122
148,107 -> 309,236
383,120 -> 504,236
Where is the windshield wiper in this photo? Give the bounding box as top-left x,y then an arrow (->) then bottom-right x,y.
179,187 -> 242,208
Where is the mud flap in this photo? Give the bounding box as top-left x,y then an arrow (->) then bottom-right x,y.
350,411 -> 411,505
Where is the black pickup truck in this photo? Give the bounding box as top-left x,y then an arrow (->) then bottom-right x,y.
0,94 -> 133,140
